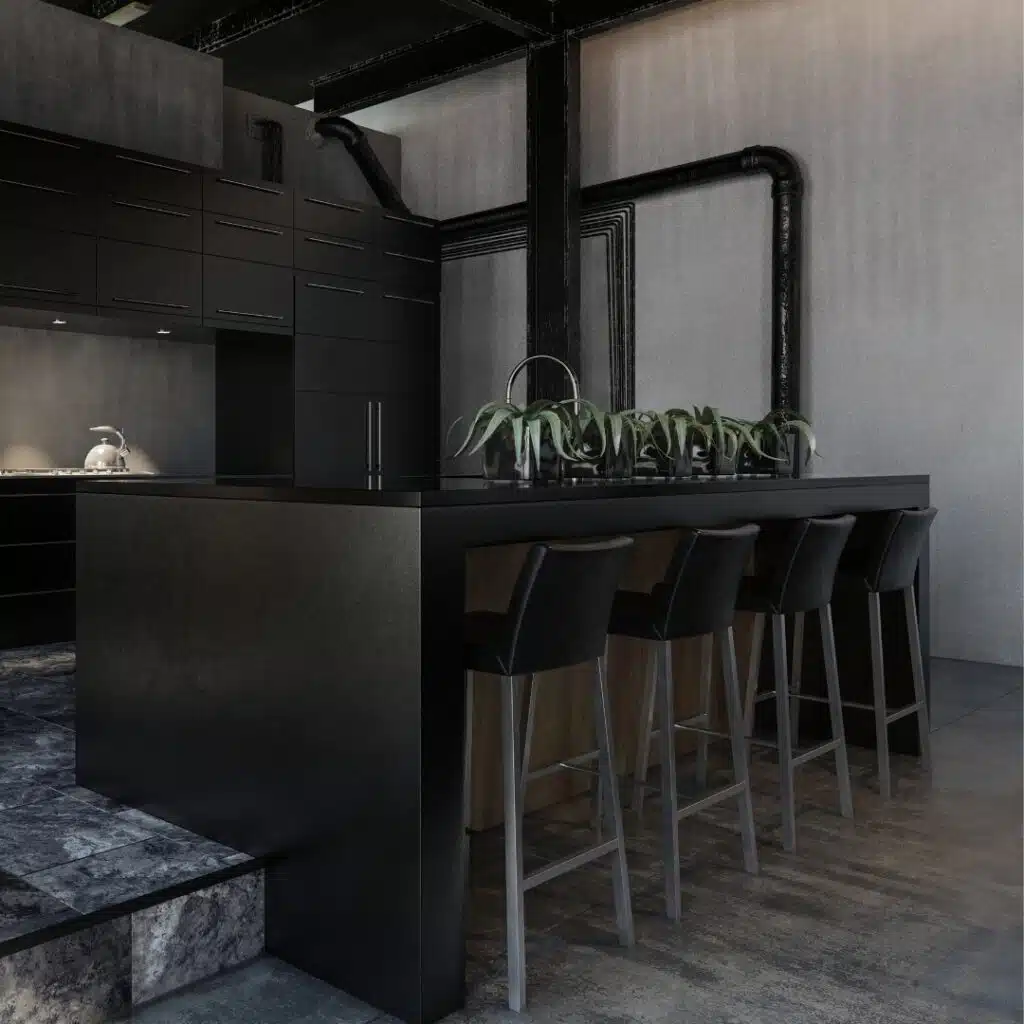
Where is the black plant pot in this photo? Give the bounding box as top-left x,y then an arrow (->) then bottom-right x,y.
604,432 -> 637,479
483,431 -> 517,480
737,435 -> 797,477
483,430 -> 564,482
649,426 -> 695,478
707,442 -> 738,477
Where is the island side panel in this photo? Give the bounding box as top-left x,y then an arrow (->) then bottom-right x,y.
76,493 -> 425,1021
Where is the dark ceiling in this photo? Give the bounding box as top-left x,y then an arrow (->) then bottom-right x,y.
47,0 -> 700,110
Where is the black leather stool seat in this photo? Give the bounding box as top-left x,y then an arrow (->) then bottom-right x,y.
608,589 -> 663,640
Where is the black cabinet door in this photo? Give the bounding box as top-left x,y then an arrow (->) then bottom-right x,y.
294,192 -> 378,241
294,336 -> 427,396
203,256 -> 294,331
0,225 -> 96,308
379,212 -> 438,259
377,290 -> 438,344
204,212 -> 292,266
378,394 -> 435,480
293,231 -> 377,280
98,196 -> 201,251
295,271 -> 378,338
204,174 -> 293,227
97,148 -> 202,210
294,391 -> 374,486
97,239 -> 201,320
379,250 -> 440,299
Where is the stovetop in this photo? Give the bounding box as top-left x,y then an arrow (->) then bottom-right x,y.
0,467 -> 139,476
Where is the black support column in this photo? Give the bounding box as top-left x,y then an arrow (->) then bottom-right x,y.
526,34 -> 581,402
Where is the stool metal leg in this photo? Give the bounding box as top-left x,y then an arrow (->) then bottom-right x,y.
903,585 -> 933,773
744,613 -> 766,737
789,612 -> 805,748
500,675 -> 527,1012
717,626 -> 759,875
632,641 -> 659,814
867,593 -> 892,800
657,640 -> 683,921
519,674 -> 537,805
820,605 -> 855,819
695,634 -> 714,790
772,614 -> 798,853
593,654 -> 635,947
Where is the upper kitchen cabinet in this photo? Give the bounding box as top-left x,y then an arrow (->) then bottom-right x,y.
203,173 -> 293,227
0,124 -> 97,235
97,240 -> 201,323
96,148 -> 203,211
0,224 -> 96,311
295,192 -> 379,242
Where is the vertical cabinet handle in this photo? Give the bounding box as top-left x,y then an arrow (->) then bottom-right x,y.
377,401 -> 383,478
366,401 -> 374,476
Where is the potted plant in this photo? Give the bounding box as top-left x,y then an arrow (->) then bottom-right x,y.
738,410 -> 818,476
576,405 -> 649,478
450,399 -> 582,482
646,409 -> 712,477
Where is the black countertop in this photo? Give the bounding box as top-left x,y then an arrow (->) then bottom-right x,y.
74,473 -> 929,508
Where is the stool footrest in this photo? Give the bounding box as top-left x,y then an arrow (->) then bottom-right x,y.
526,749 -> 600,783
792,738 -> 841,767
795,693 -> 875,712
675,781 -> 747,821
674,725 -> 731,741
886,701 -> 926,725
523,839 -> 619,892
754,690 -> 778,703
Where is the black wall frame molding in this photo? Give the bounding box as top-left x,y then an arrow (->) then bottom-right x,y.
441,144 -> 804,435
442,202 -> 636,411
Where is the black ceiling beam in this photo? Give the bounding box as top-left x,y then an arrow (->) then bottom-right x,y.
437,0 -> 556,39
562,0 -> 706,35
179,0 -> 329,53
314,22 -> 524,115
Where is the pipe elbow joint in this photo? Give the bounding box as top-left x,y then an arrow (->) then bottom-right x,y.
741,146 -> 804,197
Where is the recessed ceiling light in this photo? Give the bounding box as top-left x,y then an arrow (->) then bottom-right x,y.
157,329 -> 171,335
52,319 -> 67,326
101,2 -> 151,27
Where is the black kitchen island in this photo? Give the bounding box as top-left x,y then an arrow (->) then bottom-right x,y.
74,473 -> 929,1024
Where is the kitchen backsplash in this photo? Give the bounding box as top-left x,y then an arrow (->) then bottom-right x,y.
0,327 -> 215,474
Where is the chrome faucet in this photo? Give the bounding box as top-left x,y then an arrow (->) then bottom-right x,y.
504,354 -> 581,410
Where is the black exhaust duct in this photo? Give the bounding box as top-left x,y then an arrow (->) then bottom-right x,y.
313,115 -> 411,216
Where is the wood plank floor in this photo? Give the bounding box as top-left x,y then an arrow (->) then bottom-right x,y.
124,658 -> 1022,1024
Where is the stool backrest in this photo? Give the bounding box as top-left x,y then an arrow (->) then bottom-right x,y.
505,537 -> 634,675
653,524 -> 761,639
768,514 -> 856,614
863,507 -> 937,593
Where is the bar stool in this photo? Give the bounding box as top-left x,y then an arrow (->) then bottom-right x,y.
824,507 -> 937,799
739,514 -> 856,853
607,524 -> 761,922
463,537 -> 635,1012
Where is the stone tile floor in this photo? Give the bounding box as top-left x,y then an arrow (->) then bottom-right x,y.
0,645 -> 252,945
120,656 -> 1022,1024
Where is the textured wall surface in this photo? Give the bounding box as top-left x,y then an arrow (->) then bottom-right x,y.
0,0 -> 222,167
0,330 -> 215,475
354,0 -> 1024,665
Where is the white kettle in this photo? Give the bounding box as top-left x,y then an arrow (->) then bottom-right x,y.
84,425 -> 130,470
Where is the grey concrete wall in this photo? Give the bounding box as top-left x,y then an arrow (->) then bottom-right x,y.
0,329 -> 215,475
353,0 -> 1024,666
225,89 -> 400,200
0,0 -> 223,167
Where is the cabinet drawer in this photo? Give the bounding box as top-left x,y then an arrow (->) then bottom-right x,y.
294,231 -> 377,279
97,239 -> 201,319
97,148 -> 202,210
204,212 -> 292,266
294,391 -> 374,486
377,290 -> 438,343
204,174 -> 292,227
295,271 -> 378,338
98,196 -> 201,251
295,336 -> 426,395
294,192 -> 377,240
0,225 -> 96,308
379,249 -> 439,297
0,125 -> 94,194
0,176 -> 94,235
379,211 -> 438,259
203,255 -> 293,330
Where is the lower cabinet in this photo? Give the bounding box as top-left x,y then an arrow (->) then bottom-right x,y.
97,239 -> 201,320
204,255 -> 294,331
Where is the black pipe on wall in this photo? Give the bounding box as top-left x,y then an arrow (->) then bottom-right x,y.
441,144 -> 805,415
313,115 -> 412,216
